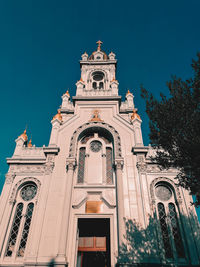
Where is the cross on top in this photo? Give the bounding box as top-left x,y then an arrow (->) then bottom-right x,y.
96,40 -> 103,51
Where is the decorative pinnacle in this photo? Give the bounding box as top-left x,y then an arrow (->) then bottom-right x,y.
96,40 -> 103,51
64,90 -> 70,97
53,109 -> 62,122
126,89 -> 132,96
19,129 -> 28,141
28,138 -> 32,147
131,109 -> 141,121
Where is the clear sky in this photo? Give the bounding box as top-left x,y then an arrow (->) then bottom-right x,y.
0,0 -> 200,218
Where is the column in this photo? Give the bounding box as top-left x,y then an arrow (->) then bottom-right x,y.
56,158 -> 76,264
115,158 -> 125,246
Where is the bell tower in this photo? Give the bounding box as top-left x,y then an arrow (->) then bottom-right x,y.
76,41 -> 119,96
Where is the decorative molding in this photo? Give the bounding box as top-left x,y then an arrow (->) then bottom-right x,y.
9,177 -> 41,204
136,161 -> 147,172
9,165 -> 45,174
69,122 -> 122,158
5,172 -> 16,184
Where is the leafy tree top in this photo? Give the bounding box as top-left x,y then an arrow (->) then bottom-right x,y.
141,53 -> 200,206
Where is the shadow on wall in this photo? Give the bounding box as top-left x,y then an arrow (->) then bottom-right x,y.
47,258 -> 55,267
116,213 -> 200,267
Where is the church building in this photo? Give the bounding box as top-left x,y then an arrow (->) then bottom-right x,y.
0,41 -> 199,267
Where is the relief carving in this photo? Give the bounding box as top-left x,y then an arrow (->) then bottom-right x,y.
5,173 -> 16,184
44,155 -> 55,174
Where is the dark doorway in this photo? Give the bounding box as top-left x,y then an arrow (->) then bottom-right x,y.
76,218 -> 110,267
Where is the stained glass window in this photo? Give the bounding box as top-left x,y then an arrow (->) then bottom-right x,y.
5,203 -> 23,257
106,148 -> 113,184
155,185 -> 172,201
168,203 -> 185,258
77,148 -> 86,183
90,141 -> 102,152
17,203 -> 34,257
21,184 -> 37,201
157,202 -> 173,258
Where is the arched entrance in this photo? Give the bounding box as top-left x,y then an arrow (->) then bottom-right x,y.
76,218 -> 110,267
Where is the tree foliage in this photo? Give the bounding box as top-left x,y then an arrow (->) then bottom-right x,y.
117,218 -> 158,264
141,53 -> 200,206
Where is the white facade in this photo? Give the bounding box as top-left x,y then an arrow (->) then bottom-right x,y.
0,42 -> 199,267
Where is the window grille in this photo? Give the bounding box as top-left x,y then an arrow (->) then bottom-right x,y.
106,148 -> 113,184
168,203 -> 185,258
5,203 -> 23,257
17,203 -> 34,257
157,202 -> 173,258
77,147 -> 86,183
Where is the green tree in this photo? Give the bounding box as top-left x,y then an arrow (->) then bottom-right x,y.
141,53 -> 200,206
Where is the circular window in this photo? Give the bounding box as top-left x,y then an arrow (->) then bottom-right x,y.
90,141 -> 102,152
20,184 -> 37,201
155,185 -> 172,201
92,71 -> 104,81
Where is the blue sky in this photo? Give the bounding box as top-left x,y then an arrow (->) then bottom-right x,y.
0,0 -> 200,218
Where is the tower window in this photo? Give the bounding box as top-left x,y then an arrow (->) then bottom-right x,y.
99,82 -> 104,89
92,71 -> 104,90
93,82 -> 97,89
93,71 -> 104,81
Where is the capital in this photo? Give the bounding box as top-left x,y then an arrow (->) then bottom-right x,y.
66,158 -> 76,171
115,159 -> 124,170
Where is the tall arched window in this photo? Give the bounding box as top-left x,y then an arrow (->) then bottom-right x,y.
155,182 -> 185,260
4,183 -> 37,258
77,132 -> 114,185
77,147 -> 86,183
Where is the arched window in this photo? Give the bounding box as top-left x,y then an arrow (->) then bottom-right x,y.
77,147 -> 86,183
91,71 -> 104,90
92,82 -> 97,89
106,147 -> 113,184
155,183 -> 185,260
4,183 -> 37,258
77,132 -> 114,185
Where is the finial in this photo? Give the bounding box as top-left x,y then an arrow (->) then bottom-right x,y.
64,90 -> 70,97
111,77 -> 117,82
53,109 -> 62,122
18,129 -> 28,141
28,138 -> 32,147
96,40 -> 103,51
131,109 -> 141,121
126,89 -> 132,96
89,110 -> 103,122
